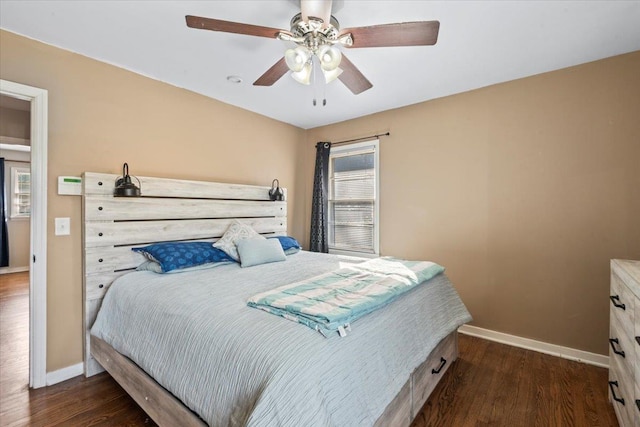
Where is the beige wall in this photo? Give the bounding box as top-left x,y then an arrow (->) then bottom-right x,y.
0,30 -> 306,371
0,105 -> 30,140
302,51 -> 640,355
1,27 -> 637,372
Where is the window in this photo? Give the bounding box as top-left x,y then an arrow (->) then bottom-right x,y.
11,167 -> 30,218
328,140 -> 379,255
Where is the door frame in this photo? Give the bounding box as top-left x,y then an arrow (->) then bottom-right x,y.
0,79 -> 48,388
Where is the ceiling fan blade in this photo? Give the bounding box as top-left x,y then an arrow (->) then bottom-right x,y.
254,58 -> 289,86
342,21 -> 440,48
186,15 -> 288,39
338,54 -> 372,95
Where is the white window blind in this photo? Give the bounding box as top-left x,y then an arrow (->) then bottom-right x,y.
328,140 -> 379,255
11,167 -> 30,218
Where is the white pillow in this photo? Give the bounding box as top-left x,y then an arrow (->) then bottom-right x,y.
237,238 -> 286,268
213,220 -> 265,261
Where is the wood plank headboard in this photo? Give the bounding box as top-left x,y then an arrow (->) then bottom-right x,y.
82,172 -> 287,376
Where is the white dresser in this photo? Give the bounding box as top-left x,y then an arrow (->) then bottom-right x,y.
609,259 -> 640,427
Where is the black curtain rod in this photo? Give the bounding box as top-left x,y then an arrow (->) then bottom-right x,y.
2,159 -> 30,164
331,132 -> 390,146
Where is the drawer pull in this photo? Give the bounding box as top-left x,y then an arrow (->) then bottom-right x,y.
431,357 -> 447,374
608,381 -> 625,405
609,295 -> 625,310
608,338 -> 625,358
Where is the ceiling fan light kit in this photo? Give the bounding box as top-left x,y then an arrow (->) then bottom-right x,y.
317,45 -> 342,71
291,62 -> 313,85
323,67 -> 343,84
284,46 -> 310,72
185,0 -> 440,95
280,13 -> 346,86
285,44 -> 343,85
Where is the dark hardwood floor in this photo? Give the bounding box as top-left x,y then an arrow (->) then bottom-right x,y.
0,272 -> 151,426
411,335 -> 618,427
1,272 -> 618,426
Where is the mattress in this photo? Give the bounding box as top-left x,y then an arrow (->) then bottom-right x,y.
91,251 -> 472,427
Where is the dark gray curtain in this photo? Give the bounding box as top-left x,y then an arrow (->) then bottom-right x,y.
310,142 -> 331,253
0,158 -> 9,267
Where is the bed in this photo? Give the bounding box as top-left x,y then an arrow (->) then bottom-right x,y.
82,172 -> 472,427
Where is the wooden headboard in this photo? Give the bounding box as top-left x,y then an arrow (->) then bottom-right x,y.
82,172 -> 287,376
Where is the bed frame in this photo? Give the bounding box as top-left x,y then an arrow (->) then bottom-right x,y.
82,172 -> 457,426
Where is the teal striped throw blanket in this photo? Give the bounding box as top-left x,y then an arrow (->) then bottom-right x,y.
247,257 -> 445,337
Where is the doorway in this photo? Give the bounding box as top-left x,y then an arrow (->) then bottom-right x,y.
1,94 -> 32,399
0,79 -> 48,388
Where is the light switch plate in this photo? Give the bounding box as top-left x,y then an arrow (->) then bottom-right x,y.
55,217 -> 70,236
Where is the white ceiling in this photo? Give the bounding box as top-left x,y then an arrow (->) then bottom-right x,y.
1,1 -> 639,129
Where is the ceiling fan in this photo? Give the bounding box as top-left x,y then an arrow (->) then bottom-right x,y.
186,0 -> 439,95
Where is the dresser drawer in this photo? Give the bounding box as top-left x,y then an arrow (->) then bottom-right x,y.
609,352 -> 635,427
636,381 -> 640,424
611,270 -> 634,327
635,301 -> 640,423
610,314 -> 635,378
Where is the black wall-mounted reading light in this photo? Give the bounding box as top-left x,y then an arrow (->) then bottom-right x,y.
114,163 -> 141,197
268,179 -> 284,201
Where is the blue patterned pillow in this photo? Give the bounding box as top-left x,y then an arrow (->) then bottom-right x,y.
133,242 -> 235,273
268,236 -> 301,254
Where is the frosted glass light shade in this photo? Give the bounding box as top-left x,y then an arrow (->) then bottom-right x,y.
291,62 -> 312,85
322,67 -> 343,83
317,45 -> 342,71
284,47 -> 311,72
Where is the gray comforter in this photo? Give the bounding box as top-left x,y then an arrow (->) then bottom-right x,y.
91,251 -> 472,426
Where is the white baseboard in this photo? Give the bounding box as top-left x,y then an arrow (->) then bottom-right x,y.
46,362 -> 83,386
0,266 -> 29,275
458,324 -> 609,369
